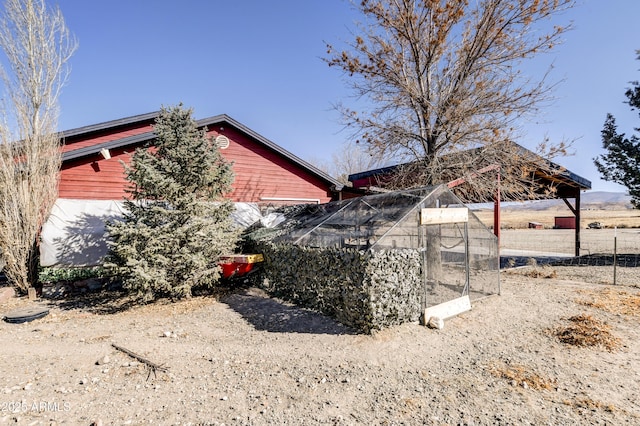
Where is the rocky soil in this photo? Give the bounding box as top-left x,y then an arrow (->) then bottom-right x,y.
1,264 -> 639,425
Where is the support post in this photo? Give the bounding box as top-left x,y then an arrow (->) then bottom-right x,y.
575,190 -> 581,257
562,190 -> 582,257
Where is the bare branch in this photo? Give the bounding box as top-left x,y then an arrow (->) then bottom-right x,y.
111,343 -> 169,380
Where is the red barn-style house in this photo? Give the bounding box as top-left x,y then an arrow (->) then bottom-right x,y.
59,111 -> 342,203
41,112 -> 343,267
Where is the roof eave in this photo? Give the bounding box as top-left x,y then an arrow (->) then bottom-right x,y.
61,131 -> 154,162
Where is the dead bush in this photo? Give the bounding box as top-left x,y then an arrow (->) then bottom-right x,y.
521,265 -> 558,279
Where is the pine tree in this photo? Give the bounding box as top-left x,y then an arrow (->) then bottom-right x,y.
594,53 -> 640,208
106,104 -> 239,301
594,114 -> 640,208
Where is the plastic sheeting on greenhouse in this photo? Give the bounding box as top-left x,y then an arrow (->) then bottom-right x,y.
258,185 -> 500,311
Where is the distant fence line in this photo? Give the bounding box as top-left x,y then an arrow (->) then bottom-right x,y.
550,254 -> 640,268
498,228 -> 640,268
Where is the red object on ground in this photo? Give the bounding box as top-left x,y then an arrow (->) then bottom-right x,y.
219,254 -> 264,279
554,216 -> 576,229
220,262 -> 255,279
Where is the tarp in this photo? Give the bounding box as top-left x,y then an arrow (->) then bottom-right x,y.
39,199 -> 285,267
230,202 -> 285,228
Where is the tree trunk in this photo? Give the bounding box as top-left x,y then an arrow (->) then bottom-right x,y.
26,238 -> 39,292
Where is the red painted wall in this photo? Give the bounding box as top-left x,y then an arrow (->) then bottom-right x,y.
58,127 -> 334,204
59,147 -> 133,200
351,176 -> 377,189
217,127 -> 332,203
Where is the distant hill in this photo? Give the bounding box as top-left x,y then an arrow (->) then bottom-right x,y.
581,191 -> 633,204
470,191 -> 633,211
503,191 -> 633,211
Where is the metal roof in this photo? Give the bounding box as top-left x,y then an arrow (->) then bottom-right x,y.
61,111 -> 160,139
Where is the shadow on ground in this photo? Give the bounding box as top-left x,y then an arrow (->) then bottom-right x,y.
43,289 -> 140,315
221,287 -> 357,335
35,280 -> 357,335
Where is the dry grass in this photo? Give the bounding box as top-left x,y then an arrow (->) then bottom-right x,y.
475,207 -> 640,230
489,362 -> 556,390
577,288 -> 640,318
562,398 -> 616,413
550,314 -> 621,352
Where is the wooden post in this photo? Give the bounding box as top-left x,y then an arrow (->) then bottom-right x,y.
562,190 -> 582,257
493,171 -> 501,244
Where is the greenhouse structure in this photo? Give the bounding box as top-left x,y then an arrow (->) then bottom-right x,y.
247,185 -> 500,333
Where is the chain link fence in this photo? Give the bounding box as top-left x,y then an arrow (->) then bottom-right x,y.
499,228 -> 640,268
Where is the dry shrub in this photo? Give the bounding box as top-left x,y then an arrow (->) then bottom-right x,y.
521,265 -> 558,279
577,288 -> 640,318
551,314 -> 620,352
489,362 -> 556,390
400,397 -> 425,415
563,398 -> 615,413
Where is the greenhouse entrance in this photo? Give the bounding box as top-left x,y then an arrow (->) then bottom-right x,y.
248,185 -> 500,332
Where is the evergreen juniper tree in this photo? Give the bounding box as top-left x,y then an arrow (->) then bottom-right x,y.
594,52 -> 640,208
106,104 -> 239,301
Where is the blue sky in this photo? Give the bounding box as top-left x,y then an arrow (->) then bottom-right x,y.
54,0 -> 640,192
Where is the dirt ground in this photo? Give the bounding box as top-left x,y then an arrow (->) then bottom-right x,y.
1,262 -> 639,425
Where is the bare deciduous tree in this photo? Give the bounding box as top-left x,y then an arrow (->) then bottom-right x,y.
308,143 -> 383,186
326,0 -> 574,201
0,0 -> 76,293
331,142 -> 383,185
